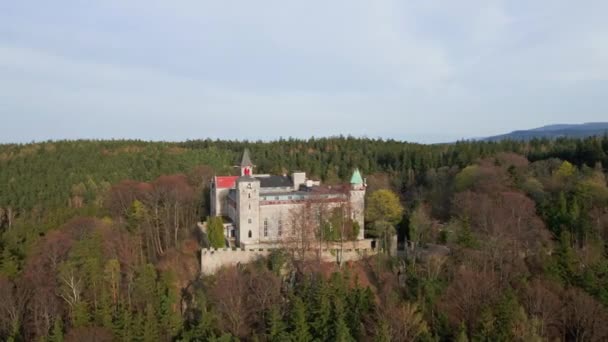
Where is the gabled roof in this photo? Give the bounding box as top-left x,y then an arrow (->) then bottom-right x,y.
216,176 -> 239,189
350,168 -> 364,185
240,149 -> 254,167
255,175 -> 293,188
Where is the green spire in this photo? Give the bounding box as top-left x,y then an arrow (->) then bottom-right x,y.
350,168 -> 363,185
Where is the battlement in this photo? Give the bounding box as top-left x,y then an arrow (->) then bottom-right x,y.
200,246 -> 377,275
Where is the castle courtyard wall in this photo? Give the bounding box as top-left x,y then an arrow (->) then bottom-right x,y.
201,245 -> 377,275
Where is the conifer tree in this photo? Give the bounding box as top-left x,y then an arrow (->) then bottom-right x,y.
132,311 -> 145,342
290,297 -> 311,342
267,305 -> 288,342
455,323 -> 469,342
158,272 -> 182,339
49,318 -> 64,342
72,300 -> 90,328
134,264 -> 158,308
374,321 -> 391,342
143,303 -> 159,342
207,216 -> 226,248
310,282 -> 331,339
116,304 -> 133,342
332,297 -> 354,342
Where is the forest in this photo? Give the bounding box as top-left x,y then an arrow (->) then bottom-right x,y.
1,135 -> 608,341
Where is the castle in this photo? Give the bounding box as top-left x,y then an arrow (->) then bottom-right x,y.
209,149 -> 366,248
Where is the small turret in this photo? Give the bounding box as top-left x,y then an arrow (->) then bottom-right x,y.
349,168 -> 366,239
239,149 -> 255,176
350,168 -> 365,190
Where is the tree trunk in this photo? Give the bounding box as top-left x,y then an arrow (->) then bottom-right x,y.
7,207 -> 15,230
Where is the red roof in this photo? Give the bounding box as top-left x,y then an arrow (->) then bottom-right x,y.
216,176 -> 238,189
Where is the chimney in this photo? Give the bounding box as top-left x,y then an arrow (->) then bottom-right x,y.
292,172 -> 306,191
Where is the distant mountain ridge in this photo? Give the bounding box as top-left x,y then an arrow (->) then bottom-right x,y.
483,122 -> 608,141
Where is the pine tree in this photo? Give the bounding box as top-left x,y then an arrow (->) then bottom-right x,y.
143,303 -> 159,342
72,300 -> 90,328
456,218 -> 477,248
555,231 -> 577,284
96,291 -> 114,331
207,216 -> 226,248
158,272 -> 182,339
267,305 -> 288,342
374,321 -> 391,342
310,282 -> 332,339
49,317 -> 64,342
134,264 -> 158,308
0,249 -> 19,279
116,304 -> 133,342
332,297 -> 354,342
290,297 -> 311,342
133,311 -> 145,342
455,323 -> 469,342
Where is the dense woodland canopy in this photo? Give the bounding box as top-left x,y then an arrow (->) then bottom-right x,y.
1,136 -> 608,341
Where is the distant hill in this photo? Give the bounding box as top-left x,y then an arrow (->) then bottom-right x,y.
483,122 -> 608,141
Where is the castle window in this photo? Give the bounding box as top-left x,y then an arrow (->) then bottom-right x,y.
248,218 -> 252,224
264,219 -> 268,237
248,193 -> 251,199
248,230 -> 252,238
248,203 -> 251,210
278,219 -> 283,236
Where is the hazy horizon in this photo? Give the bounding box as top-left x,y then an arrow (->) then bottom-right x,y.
2,1 -> 607,144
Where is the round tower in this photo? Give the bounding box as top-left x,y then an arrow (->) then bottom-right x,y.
349,168 -> 366,240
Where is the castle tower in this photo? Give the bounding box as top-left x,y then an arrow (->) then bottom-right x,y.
236,176 -> 260,246
239,149 -> 254,176
349,168 -> 366,240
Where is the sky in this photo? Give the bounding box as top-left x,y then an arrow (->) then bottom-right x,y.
1,1 -> 607,144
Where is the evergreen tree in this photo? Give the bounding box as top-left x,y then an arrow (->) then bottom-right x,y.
332,297 -> 354,342
158,272 -> 182,339
49,318 -> 64,342
455,218 -> 477,248
0,249 -> 19,279
310,282 -> 332,339
96,290 -> 114,331
207,216 -> 226,248
374,321 -> 391,342
134,264 -> 158,308
266,305 -> 288,342
289,297 -> 312,342
143,303 -> 159,342
69,298 -> 90,328
116,304 -> 133,342
133,311 -> 145,342
454,323 -> 469,342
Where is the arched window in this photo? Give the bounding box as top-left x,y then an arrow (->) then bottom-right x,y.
248,230 -> 252,238
264,219 -> 268,237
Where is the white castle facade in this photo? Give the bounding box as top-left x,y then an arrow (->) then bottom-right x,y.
209,149 -> 366,248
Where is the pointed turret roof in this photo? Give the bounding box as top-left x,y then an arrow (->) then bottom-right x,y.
350,168 -> 363,185
240,149 -> 254,167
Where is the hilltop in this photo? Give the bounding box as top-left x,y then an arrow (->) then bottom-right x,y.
483,122 -> 608,141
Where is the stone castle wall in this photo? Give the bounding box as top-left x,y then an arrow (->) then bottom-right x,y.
201,246 -> 377,275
